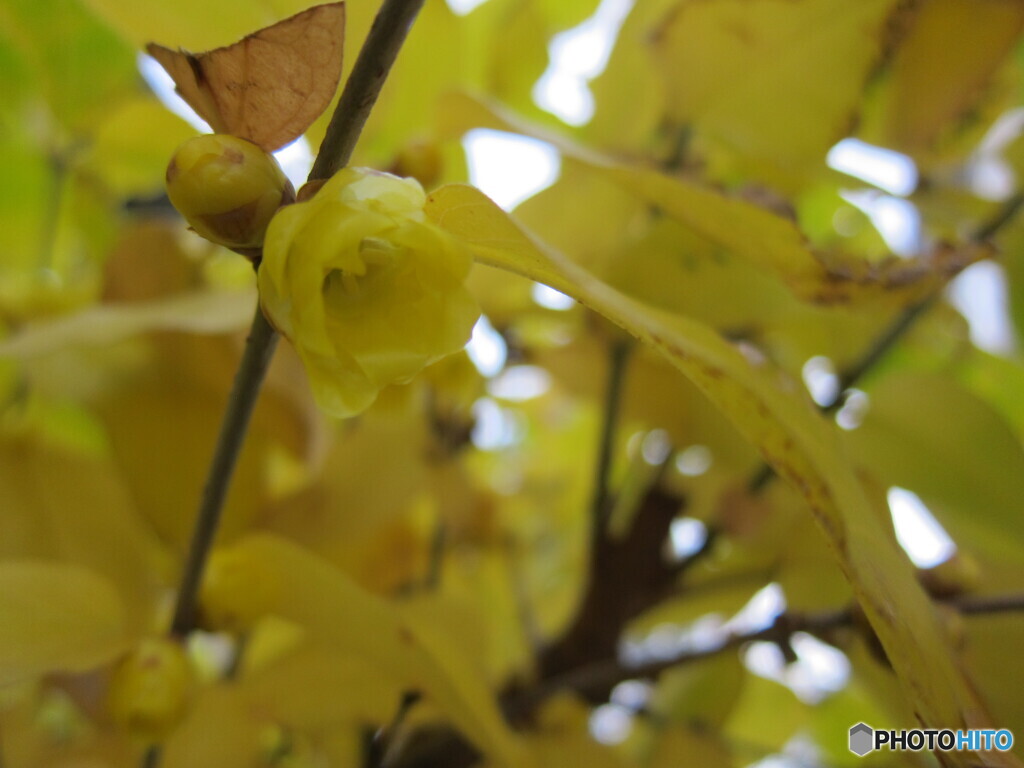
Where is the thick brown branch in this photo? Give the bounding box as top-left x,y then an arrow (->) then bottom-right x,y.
537,484 -> 706,694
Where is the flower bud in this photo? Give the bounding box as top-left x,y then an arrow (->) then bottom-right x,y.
107,638 -> 195,741
165,134 -> 294,252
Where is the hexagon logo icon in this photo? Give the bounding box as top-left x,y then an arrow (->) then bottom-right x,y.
849,723 -> 874,756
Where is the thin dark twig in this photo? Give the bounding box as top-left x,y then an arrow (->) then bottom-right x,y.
509,591 -> 1024,719
507,607 -> 852,719
972,191 -> 1024,242
591,339 -> 632,536
170,307 -> 278,635
956,592 -> 1024,616
311,0 -> 427,180
140,746 -> 161,768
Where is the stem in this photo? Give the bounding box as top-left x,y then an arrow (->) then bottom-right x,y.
956,592 -> 1024,616
170,307 -> 278,635
310,0 -> 427,180
151,5 -> 431,765
972,191 -> 1024,242
826,295 -> 936,413
591,339 -> 631,536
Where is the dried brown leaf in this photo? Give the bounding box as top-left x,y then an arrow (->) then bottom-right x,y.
147,2 -> 345,151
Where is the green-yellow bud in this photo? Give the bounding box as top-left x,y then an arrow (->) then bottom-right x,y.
107,638 -> 195,742
165,134 -> 294,252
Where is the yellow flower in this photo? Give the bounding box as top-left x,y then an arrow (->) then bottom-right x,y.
165,134 -> 294,252
258,168 -> 479,417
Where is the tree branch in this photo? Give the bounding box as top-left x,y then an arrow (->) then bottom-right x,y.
510,591 -> 1024,718
311,0 -> 427,181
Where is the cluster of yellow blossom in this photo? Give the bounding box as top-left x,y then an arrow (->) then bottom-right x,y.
165,135 -> 479,418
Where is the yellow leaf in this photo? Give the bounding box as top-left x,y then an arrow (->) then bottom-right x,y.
147,2 -> 345,151
238,641 -> 403,729
0,561 -> 127,685
523,695 -> 628,768
725,675 -> 808,755
0,435 -> 167,634
778,512 -> 854,612
652,654 -> 744,729
201,533 -> 527,767
584,0 -> 671,153
0,290 -> 256,360
82,98 -> 198,197
650,0 -> 898,185
5,0 -> 138,131
160,685 -> 263,768
439,92 -> 984,306
647,724 -> 733,768
846,373 -> 1024,566
425,183 -> 1004,762
424,547 -> 535,684
93,332 -> 317,552
872,0 -> 1024,156
462,0 -> 552,120
259,394 -> 434,587
963,614 -> 1024,755
512,163 -> 648,274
